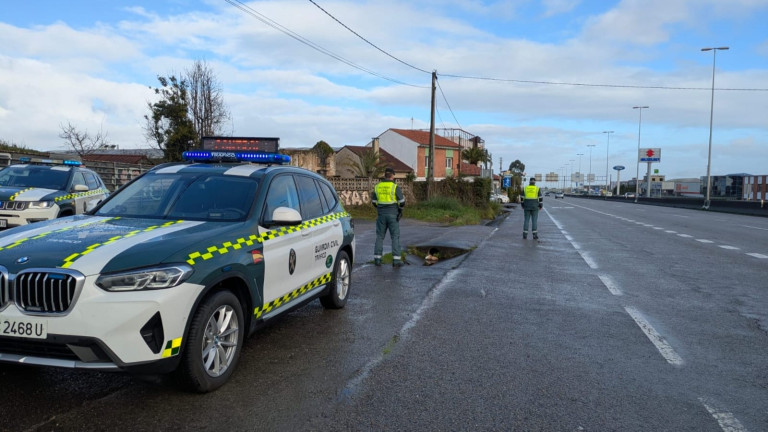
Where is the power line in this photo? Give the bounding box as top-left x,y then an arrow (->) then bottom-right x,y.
308,0 -> 431,75
224,0 -> 427,88
436,78 -> 462,130
437,72 -> 768,92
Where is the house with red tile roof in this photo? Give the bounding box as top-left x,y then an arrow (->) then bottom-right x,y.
376,128 -> 468,180
335,145 -> 412,179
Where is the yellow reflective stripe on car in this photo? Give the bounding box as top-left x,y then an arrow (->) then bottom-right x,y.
253,272 -> 332,319
60,220 -> 185,268
54,187 -> 109,202
185,211 -> 349,266
9,187 -> 35,201
161,337 -> 183,358
0,217 -> 121,252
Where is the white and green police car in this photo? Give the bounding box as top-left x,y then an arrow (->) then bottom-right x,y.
0,150 -> 354,392
0,157 -> 109,229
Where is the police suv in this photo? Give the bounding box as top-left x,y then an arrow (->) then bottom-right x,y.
0,157 -> 109,228
0,145 -> 355,392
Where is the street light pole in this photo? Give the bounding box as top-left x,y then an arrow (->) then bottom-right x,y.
632,106 -> 649,203
576,153 -> 584,191
569,159 -> 575,192
701,46 -> 729,209
587,144 -> 595,191
603,131 -> 614,197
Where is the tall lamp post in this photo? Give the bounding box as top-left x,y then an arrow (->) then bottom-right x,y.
701,46 -> 729,209
632,106 -> 649,203
603,131 -> 614,197
576,153 -> 584,190
569,159 -> 575,192
587,144 -> 596,190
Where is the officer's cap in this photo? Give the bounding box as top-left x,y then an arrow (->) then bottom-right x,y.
385,167 -> 395,175
529,177 -> 536,182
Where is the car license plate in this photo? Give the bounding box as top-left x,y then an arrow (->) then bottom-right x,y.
0,219 -> 6,228
1,317 -> 47,339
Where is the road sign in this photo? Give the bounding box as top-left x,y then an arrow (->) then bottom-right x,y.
613,165 -> 625,171
502,176 -> 511,188
639,148 -> 661,162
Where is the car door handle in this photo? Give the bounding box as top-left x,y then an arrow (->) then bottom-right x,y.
301,228 -> 311,237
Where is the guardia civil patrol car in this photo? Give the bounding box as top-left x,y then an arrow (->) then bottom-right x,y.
0,146 -> 354,392
0,157 -> 109,229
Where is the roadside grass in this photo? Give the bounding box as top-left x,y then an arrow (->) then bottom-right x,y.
346,196 -> 499,225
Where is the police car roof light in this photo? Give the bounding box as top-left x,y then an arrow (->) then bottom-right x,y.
18,156 -> 82,166
182,150 -> 291,165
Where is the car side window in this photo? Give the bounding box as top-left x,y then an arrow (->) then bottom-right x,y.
263,175 -> 300,222
295,175 -> 324,220
71,172 -> 87,189
318,181 -> 338,211
84,172 -> 100,190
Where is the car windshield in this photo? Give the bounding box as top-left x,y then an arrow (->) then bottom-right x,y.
95,172 -> 260,221
0,166 -> 70,189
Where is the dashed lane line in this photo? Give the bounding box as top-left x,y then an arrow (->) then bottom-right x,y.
719,245 -> 740,250
699,398 -> 748,432
745,253 -> 768,259
624,306 -> 684,366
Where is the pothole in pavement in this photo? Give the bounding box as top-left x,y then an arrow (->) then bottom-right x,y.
407,245 -> 471,266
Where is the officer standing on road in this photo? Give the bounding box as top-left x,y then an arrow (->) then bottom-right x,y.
522,177 -> 543,240
372,167 -> 405,267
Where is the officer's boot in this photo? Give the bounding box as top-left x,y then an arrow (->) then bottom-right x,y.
522,232 -> 527,239
533,231 -> 539,240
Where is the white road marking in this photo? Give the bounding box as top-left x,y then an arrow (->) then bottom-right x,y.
699,398 -> 748,432
742,224 -> 768,231
578,250 -> 598,269
696,239 -> 714,243
746,253 -> 768,259
598,274 -> 622,296
665,230 -> 677,234
678,234 -> 693,238
653,227 -> 664,230
624,306 -> 684,366
719,245 -> 740,250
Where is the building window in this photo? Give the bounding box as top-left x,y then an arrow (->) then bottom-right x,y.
445,157 -> 453,168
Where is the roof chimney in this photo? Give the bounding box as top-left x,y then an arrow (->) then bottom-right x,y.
372,137 -> 379,156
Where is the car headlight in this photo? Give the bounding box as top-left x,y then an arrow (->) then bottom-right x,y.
96,264 -> 193,291
27,201 -> 54,209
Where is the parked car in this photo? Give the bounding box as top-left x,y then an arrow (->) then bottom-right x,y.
0,149 -> 355,392
491,193 -> 510,204
624,192 -> 636,198
0,157 -> 109,229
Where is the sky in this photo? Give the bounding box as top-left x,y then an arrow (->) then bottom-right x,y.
1,0 -> 767,184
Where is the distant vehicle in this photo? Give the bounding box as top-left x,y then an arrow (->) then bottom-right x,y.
624,192 -> 636,198
0,157 -> 109,228
491,193 -> 509,204
544,192 -> 551,197
555,192 -> 564,199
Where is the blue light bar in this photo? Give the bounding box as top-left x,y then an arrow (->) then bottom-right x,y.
18,156 -> 81,166
182,150 -> 291,165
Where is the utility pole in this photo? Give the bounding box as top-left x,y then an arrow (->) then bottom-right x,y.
427,71 -> 436,199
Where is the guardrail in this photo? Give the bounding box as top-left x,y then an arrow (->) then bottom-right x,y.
570,194 -> 768,217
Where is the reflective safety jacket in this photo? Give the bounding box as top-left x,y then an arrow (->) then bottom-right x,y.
372,180 -> 404,215
522,184 -> 542,210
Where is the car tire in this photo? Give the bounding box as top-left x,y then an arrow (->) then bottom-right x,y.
320,250 -> 351,309
174,290 -> 245,393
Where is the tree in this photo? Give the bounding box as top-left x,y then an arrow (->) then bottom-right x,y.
186,60 -> 230,143
59,122 -> 113,158
508,159 -> 526,191
313,140 -> 334,173
344,148 -> 385,192
144,75 -> 197,161
461,146 -> 489,165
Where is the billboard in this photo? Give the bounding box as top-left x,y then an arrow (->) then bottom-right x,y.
639,148 -> 661,162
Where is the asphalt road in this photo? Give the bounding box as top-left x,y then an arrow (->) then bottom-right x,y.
1,201 -> 766,431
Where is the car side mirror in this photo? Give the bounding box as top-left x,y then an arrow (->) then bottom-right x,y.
271,207 -> 302,226
72,184 -> 89,192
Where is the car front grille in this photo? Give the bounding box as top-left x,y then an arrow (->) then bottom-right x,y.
0,201 -> 28,211
14,271 -> 82,314
0,337 -> 80,361
0,271 -> 8,309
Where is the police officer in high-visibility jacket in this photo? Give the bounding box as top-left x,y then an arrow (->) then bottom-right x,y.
522,177 -> 543,240
372,167 -> 405,267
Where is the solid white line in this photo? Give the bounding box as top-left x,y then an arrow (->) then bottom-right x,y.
598,274 -> 622,296
696,239 -> 714,243
624,306 -> 684,366
746,253 -> 768,259
699,398 -> 748,432
719,245 -> 740,250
